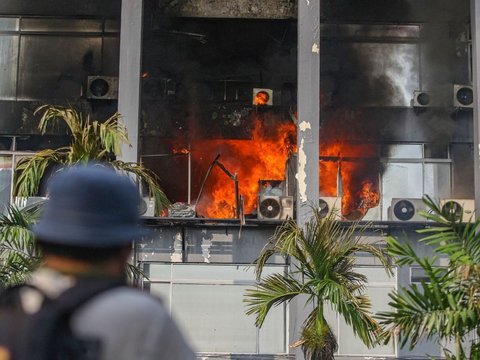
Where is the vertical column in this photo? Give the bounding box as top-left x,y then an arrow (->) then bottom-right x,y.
291,1 -> 320,359
472,0 -> 480,209
297,0 -> 320,224
118,0 -> 143,162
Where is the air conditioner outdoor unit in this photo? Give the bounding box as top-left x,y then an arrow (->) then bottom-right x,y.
139,197 -> 155,217
412,90 -> 431,107
318,197 -> 341,218
252,88 -> 273,106
87,76 -> 119,99
453,84 -> 473,108
389,198 -> 427,222
258,195 -> 293,220
440,199 -> 475,222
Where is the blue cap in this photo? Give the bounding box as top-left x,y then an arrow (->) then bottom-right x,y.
33,164 -> 148,247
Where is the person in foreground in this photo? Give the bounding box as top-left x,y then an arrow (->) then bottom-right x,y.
10,164 -> 195,360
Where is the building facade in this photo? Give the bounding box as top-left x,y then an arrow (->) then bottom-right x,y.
0,0 -> 478,358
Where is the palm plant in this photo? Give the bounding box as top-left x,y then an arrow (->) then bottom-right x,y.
14,104 -> 169,214
0,204 -> 42,287
244,208 -> 393,360
0,203 -> 147,288
377,196 -> 480,360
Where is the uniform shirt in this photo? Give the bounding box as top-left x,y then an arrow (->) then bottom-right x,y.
21,267 -> 196,360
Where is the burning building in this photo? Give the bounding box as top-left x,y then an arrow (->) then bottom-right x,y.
0,0 -> 478,358
139,0 -> 474,224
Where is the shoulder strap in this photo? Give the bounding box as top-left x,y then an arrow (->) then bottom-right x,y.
27,277 -> 126,360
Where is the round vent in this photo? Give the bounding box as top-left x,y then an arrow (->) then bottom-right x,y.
442,200 -> 463,221
259,198 -> 281,219
416,91 -> 430,106
89,78 -> 110,98
393,200 -> 415,221
318,199 -> 330,218
456,87 -> 473,106
138,198 -> 148,215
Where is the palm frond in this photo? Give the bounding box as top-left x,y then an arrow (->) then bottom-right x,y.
378,283 -> 475,349
112,160 -> 170,213
378,196 -> 480,359
35,104 -> 83,136
0,204 -> 41,287
15,105 -> 170,212
246,205 -> 392,357
14,150 -> 68,196
244,272 -> 303,327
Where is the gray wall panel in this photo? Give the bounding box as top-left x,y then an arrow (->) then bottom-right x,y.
0,35 -> 18,100
17,36 -> 102,100
0,0 -> 120,17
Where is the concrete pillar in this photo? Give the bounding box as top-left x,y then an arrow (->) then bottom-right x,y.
292,1 -> 320,359
472,0 -> 480,209
296,0 -> 320,224
118,0 -> 143,162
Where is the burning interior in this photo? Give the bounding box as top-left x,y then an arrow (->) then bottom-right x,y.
141,1 -> 473,220
139,0 -> 474,221
0,1 -> 472,221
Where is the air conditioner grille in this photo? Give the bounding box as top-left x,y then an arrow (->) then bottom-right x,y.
441,200 -> 463,221
259,198 -> 281,219
318,198 -> 331,218
393,199 -> 416,221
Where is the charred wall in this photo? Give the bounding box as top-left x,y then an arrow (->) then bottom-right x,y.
140,0 -> 475,213
0,1 -> 120,138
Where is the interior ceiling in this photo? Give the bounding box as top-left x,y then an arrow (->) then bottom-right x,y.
158,0 -> 296,19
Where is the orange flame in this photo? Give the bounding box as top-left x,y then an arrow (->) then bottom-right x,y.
173,148 -> 189,155
320,109 -> 380,219
193,114 -> 296,218
168,108 -> 379,220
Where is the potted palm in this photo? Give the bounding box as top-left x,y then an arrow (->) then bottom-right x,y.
13,104 -> 169,214
0,104 -> 164,287
0,204 -> 41,287
244,208 -> 393,360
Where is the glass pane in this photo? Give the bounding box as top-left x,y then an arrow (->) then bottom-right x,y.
451,143 -> 474,198
172,264 -> 256,282
347,43 -> 419,107
20,19 -> 102,33
149,282 -> 171,310
424,163 -> 451,198
258,303 -> 286,353
338,286 -> 396,356
410,267 -> 429,284
0,156 -> 12,211
381,163 -> 423,220
18,36 -> 102,100
0,18 -> 19,31
383,144 -> 423,159
355,266 -> 395,284
145,263 -> 172,280
146,263 -> 287,353
0,36 -> 19,100
171,284 -> 257,353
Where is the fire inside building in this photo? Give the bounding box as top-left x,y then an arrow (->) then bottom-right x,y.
0,0 -> 479,358
138,2 -> 474,224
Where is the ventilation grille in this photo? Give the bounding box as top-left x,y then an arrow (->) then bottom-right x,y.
258,195 -> 293,220
87,76 -> 119,99
440,199 -> 475,222
389,198 -> 427,222
318,197 -> 341,218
